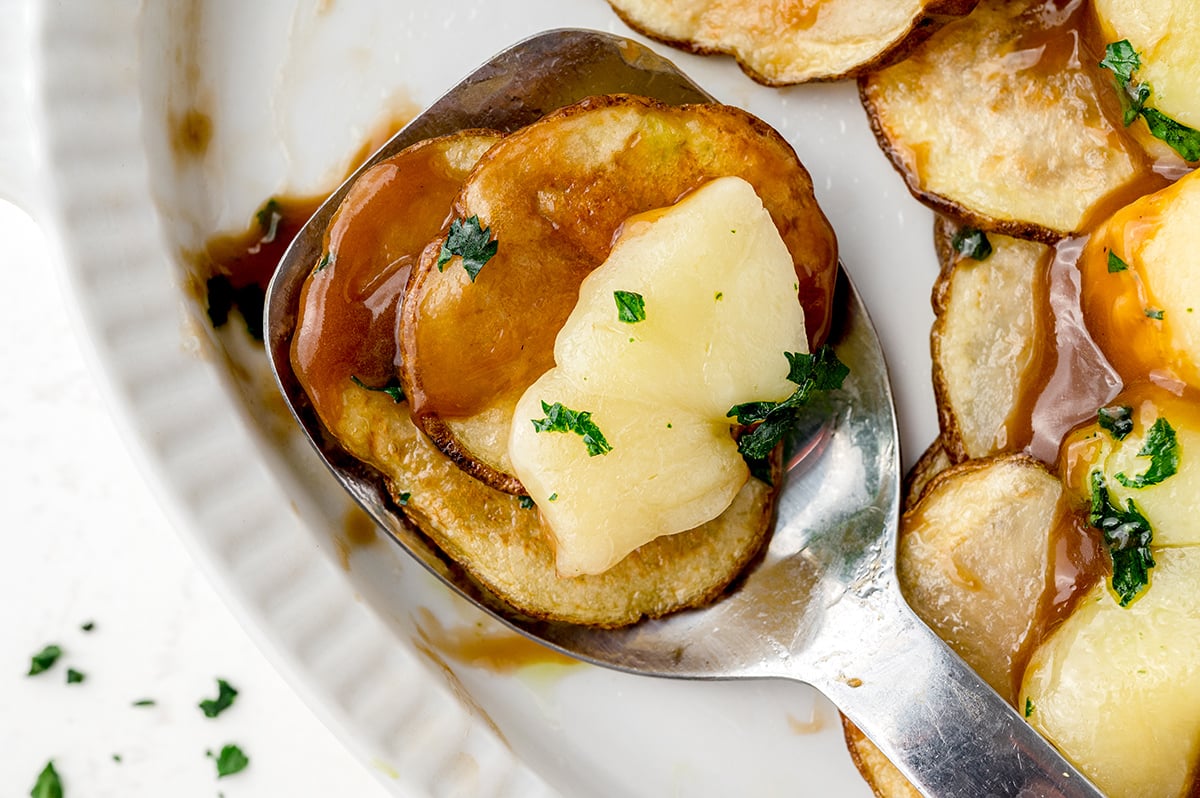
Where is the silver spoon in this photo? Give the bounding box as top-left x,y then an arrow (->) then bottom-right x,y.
265,29 -> 1104,798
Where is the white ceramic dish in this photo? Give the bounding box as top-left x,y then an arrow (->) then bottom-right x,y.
3,1 -> 938,795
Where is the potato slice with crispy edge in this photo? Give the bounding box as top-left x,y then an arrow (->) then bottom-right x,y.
860,0 -> 1147,241
844,455 -> 1065,796
605,0 -> 978,85
399,94 -> 837,493
931,217 -> 1050,463
335,387 -> 777,627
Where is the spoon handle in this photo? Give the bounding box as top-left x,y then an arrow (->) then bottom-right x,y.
808,587 -> 1105,798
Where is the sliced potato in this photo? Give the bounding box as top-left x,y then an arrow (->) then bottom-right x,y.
931,218 -> 1049,461
845,455 -> 1064,793
902,437 -> 952,511
400,95 -> 837,491
1078,167 -> 1200,390
1021,547 -> 1200,798
606,0 -> 977,85
860,0 -> 1146,240
336,387 -> 774,626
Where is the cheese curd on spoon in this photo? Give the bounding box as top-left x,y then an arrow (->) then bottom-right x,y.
509,176 -> 808,576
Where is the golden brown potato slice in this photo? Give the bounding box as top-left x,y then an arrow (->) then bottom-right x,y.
902,437 -> 952,511
400,94 -> 837,491
335,387 -> 774,627
931,218 -> 1050,462
606,0 -> 978,85
860,0 -> 1147,240
844,455 -> 1064,794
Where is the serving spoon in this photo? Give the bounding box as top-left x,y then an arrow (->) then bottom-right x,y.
265,29 -> 1105,798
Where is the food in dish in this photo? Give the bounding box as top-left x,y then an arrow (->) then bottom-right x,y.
844,0 -> 1200,794
605,0 -> 979,84
287,95 -> 840,625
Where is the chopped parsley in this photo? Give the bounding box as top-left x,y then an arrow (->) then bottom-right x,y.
66,668 -> 86,685
1024,698 -> 1035,718
727,346 -> 850,469
316,251 -> 335,272
80,621 -> 95,633
199,678 -> 239,719
951,227 -> 993,261
1116,417 -> 1179,489
255,198 -> 282,243
714,291 -> 724,301
1098,405 -> 1133,440
1144,308 -> 1165,320
28,644 -> 63,676
1107,251 -> 1129,273
1100,40 -> 1200,161
548,493 -> 558,502
518,496 -> 535,509
397,492 -> 411,506
1088,470 -> 1155,607
132,698 -> 156,707
30,761 -> 63,798
350,375 -> 405,404
614,290 -> 646,323
209,744 -> 250,778
436,215 -> 497,281
531,401 -> 613,457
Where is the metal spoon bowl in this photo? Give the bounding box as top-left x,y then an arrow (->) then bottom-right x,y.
265,29 -> 1103,798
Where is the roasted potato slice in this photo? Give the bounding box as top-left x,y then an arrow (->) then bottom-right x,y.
400,94 -> 837,491
605,0 -> 978,85
931,218 -> 1050,462
336,387 -> 774,627
860,0 -> 1147,241
845,455 -> 1065,795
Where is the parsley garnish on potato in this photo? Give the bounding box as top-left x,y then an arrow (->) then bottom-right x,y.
350,375 -> 405,403
1088,470 -> 1155,607
950,227 -> 993,261
1098,405 -> 1133,440
1116,417 -> 1178,489
1107,251 -> 1129,273
614,290 -> 646,323
1100,40 -> 1200,162
531,401 -> 613,457
727,346 -> 849,468
199,678 -> 239,719
436,215 -> 498,281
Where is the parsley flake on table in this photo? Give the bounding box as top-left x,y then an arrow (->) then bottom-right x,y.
132,698 -> 156,707
350,375 -> 404,403
727,346 -> 850,473
531,401 -> 613,457
199,678 -> 239,719
209,744 -> 250,778
79,621 -> 95,633
951,226 -> 993,261
436,215 -> 497,282
66,668 -> 85,685
28,644 -> 63,676
30,760 -> 63,798
1116,417 -> 1179,489
1099,40 -> 1200,161
614,290 -> 646,323
1088,470 -> 1155,607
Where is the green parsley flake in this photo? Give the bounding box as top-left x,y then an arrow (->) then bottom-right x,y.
951,227 -> 993,261
614,290 -> 646,323
1088,470 -> 1155,607
350,375 -> 405,403
28,644 -> 62,676
1098,405 -> 1133,440
548,493 -> 558,502
715,291 -> 724,301
30,761 -> 63,798
66,668 -> 86,685
80,621 -> 95,633
255,198 -> 282,243
436,215 -> 497,282
531,401 -> 613,457
209,744 -> 250,779
1099,40 -> 1200,161
1116,417 -> 1179,489
727,346 -> 850,468
518,496 -> 535,509
199,678 -> 239,719
316,251 -> 335,272
397,492 -> 411,506
132,698 -> 156,707
1024,698 -> 1035,718
1145,308 -> 1165,320
1107,251 -> 1130,273
112,754 -> 122,764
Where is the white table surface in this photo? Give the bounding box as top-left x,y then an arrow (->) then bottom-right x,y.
0,199 -> 391,797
